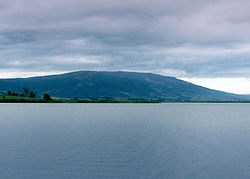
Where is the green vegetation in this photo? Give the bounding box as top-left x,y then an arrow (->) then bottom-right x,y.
43,94 -> 52,102
76,99 -> 161,103
0,88 -> 161,103
0,95 -> 44,103
0,95 -> 161,103
1,93 -> 250,103
2,87 -> 250,103
1,88 -> 45,103
6,88 -> 36,98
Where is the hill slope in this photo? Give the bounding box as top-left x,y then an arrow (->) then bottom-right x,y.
0,71 -> 246,101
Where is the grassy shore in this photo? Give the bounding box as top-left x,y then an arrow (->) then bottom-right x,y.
2,95 -> 250,103
0,95 -> 45,103
0,95 -> 161,103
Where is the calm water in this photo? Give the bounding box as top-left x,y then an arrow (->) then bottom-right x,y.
0,103 -> 249,178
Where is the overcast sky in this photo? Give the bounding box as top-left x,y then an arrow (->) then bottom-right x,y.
1,0 -> 250,93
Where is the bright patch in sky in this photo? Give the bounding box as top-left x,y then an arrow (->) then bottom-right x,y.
0,71 -> 70,79
182,78 -> 250,94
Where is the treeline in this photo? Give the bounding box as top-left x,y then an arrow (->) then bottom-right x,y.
3,88 -> 161,103
8,88 -> 36,98
5,88 -> 52,102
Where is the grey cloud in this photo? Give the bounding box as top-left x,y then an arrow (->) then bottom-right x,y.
1,0 -> 250,77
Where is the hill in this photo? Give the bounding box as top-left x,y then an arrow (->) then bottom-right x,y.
0,71 -> 247,101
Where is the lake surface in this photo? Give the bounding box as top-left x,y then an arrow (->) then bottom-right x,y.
0,103 -> 249,178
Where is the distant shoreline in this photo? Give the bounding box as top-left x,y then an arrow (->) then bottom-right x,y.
2,94 -> 250,103
0,95 -> 160,103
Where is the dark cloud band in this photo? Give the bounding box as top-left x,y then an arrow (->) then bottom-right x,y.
0,0 -> 250,78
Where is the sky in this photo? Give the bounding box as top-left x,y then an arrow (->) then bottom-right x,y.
1,0 -> 250,94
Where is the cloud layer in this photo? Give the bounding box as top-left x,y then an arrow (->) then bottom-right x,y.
1,0 -> 250,78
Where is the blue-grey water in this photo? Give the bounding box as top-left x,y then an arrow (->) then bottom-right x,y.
0,103 -> 249,178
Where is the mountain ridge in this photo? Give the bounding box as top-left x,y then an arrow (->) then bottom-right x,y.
0,71 -> 248,101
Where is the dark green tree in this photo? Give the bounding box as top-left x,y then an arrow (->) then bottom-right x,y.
43,94 -> 52,102
23,87 -> 30,97
7,91 -> 12,96
30,91 -> 36,98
